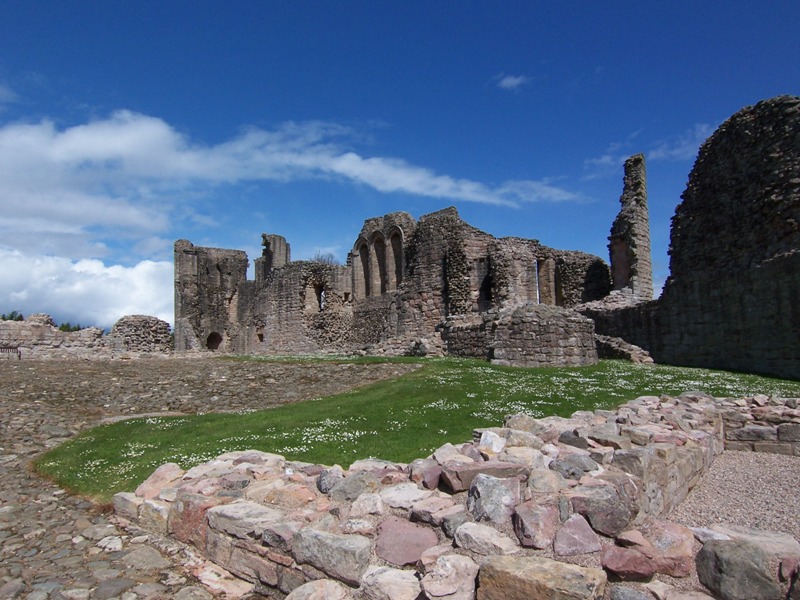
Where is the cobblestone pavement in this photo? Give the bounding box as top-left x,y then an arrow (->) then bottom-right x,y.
0,356 -> 418,599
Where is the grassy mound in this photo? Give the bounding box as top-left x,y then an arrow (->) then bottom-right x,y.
35,358 -> 800,502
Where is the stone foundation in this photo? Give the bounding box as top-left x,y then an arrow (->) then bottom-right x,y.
115,392 -> 800,598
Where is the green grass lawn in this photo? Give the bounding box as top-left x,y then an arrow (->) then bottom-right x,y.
34,358 -> 800,502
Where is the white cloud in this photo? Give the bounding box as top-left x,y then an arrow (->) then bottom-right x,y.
495,73 -> 530,91
583,124 -> 715,179
0,110 -> 583,326
648,123 -> 714,161
0,248 -> 173,329
0,112 -> 581,260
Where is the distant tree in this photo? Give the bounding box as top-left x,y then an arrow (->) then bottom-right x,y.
311,251 -> 340,266
1,311 -> 24,321
58,322 -> 82,332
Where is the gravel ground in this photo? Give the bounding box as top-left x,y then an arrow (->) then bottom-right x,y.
669,450 -> 800,541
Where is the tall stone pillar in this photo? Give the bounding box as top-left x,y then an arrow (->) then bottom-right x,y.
608,153 -> 653,300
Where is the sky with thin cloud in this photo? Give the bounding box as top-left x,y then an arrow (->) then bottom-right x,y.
0,2 -> 797,329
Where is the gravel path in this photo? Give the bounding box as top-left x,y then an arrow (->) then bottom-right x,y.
0,356 -> 418,599
669,450 -> 800,541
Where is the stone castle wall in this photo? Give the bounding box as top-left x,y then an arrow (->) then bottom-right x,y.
580,96 -> 800,380
174,206 -> 612,366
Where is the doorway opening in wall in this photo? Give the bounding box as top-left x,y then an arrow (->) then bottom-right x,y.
206,332 -> 222,350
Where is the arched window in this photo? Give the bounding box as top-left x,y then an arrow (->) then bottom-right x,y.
389,230 -> 403,289
372,236 -> 388,295
358,243 -> 370,297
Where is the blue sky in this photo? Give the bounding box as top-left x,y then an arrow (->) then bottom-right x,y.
1,2 -> 798,329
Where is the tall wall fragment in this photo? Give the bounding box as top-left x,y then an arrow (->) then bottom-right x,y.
608,153 -> 653,300
582,95 -> 800,380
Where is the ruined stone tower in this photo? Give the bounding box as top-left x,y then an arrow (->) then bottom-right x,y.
608,153 -> 653,300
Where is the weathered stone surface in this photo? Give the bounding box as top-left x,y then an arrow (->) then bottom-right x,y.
317,466 -> 344,493
379,482 -> 432,509
410,458 -> 443,489
112,491 -> 143,520
696,539 -> 783,600
527,468 -> 568,493
409,494 -> 455,525
478,555 -> 606,600
454,522 -> 519,556
440,460 -> 528,493
609,585 -> 653,600
727,425 -> 778,442
709,524 -> 800,560
292,528 -> 372,586
168,490 -> 227,547
513,502 -> 559,549
206,501 -> 283,540
467,474 -> 520,525
262,520 -> 304,552
329,471 -> 380,501
135,462 -> 186,498
640,519 -> 695,577
421,554 -> 480,599
554,514 -> 602,556
568,484 -> 634,536
350,492 -> 385,517
138,498 -> 170,534
601,546 -> 657,581
375,516 -> 439,566
284,579 -> 353,599
360,566 -> 422,600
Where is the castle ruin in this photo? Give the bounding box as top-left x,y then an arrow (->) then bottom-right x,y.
175,95 -> 800,379
174,207 -> 614,367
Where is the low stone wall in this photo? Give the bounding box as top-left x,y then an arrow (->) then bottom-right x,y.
0,314 -> 105,358
0,313 -> 172,358
115,391 -> 800,599
444,304 -> 598,368
720,394 -> 800,456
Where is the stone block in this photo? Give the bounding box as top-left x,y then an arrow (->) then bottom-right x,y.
513,502 -> 559,549
292,527 -> 372,586
360,566 -> 422,600
206,501 -> 284,541
421,554 -> 480,599
168,490 -> 228,548
467,474 -> 520,525
226,546 -> 279,587
454,522 -> 519,556
375,516 -> 439,566
440,460 -> 529,493
696,539 -> 782,600
554,514 -> 601,556
753,441 -> 794,455
478,555 -> 606,600
139,498 -> 170,534
113,492 -> 143,521
727,424 -> 778,442
778,423 -> 800,442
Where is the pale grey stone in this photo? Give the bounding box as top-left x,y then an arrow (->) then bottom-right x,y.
453,522 -> 519,555
360,566 -> 422,600
292,528 -> 372,586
